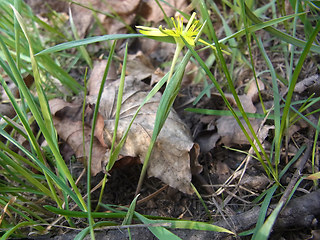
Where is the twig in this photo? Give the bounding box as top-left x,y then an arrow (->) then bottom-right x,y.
279,138 -> 313,205
135,184 -> 168,206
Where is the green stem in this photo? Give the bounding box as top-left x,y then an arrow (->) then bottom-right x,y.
135,141 -> 156,196
167,44 -> 183,83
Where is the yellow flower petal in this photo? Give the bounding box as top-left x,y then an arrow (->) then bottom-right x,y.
137,12 -> 203,49
136,26 -> 167,37
159,27 -> 179,37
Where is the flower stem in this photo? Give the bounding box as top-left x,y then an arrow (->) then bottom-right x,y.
168,44 -> 183,83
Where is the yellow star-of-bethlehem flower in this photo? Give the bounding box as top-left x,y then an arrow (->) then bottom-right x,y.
136,12 -> 229,83
136,12 -> 200,51
136,12 -> 209,82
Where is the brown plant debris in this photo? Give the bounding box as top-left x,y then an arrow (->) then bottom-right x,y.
50,57 -> 199,194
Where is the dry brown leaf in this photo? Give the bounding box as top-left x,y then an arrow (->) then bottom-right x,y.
209,85 -> 271,147
190,143 -> 202,175
240,174 -> 270,191
95,0 -> 140,35
100,14 -> 136,35
0,81 -> 16,118
49,98 -> 107,176
88,60 -> 117,96
126,51 -> 155,79
105,0 -> 140,15
246,79 -> 265,102
87,74 -> 195,194
216,116 -> 274,147
50,54 -> 198,194
222,93 -> 257,113
139,39 -> 176,66
213,160 -> 231,184
70,1 -> 98,38
294,74 -> 319,94
71,0 -> 140,37
195,131 -> 220,153
87,54 -> 196,193
294,74 -> 320,112
216,117 -> 261,146
0,104 -> 15,119
138,0 -> 189,23
25,0 -> 68,15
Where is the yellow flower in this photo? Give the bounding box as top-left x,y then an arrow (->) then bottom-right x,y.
136,13 -> 228,83
137,12 -> 205,82
136,12 -> 200,50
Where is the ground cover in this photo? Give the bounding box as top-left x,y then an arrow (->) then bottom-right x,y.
0,0 -> 320,239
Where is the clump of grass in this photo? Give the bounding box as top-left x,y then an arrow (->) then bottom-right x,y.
186,1 -> 320,238
0,1 -> 233,239
1,0 -> 320,239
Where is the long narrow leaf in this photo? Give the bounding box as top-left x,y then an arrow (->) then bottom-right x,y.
35,34 -> 142,55
0,221 -> 34,240
94,41 -> 117,209
74,221 -> 118,240
254,201 -> 284,240
219,12 -> 306,44
256,36 -> 281,176
134,212 -> 182,240
182,36 -> 273,179
69,7 -> 92,68
106,43 -> 128,169
11,6 -> 86,210
252,185 -> 278,239
245,3 -> 320,54
280,19 -> 320,139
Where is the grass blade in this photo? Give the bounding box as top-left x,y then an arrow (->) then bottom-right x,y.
0,221 -> 34,240
219,12 -> 306,44
253,201 -> 284,240
245,3 -> 320,54
279,19 -> 320,140
106,43 -> 128,169
74,222 -> 118,240
11,5 -> 87,210
69,7 -> 92,68
185,108 -> 274,119
252,185 -> 278,239
255,35 -> 281,176
182,36 -> 273,179
134,212 -> 182,240
35,34 -> 141,55
93,41 -> 117,209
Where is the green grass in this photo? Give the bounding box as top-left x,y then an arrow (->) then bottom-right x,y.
1,0 -> 320,239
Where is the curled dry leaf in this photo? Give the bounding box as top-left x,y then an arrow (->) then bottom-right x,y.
88,60 -> 117,96
195,130 -> 220,153
50,57 -> 199,194
71,0 -> 140,37
88,75 -> 196,194
216,92 -> 257,114
240,174 -> 270,191
87,55 -> 198,194
49,98 -> 107,176
246,79 -> 265,102
294,74 -> 319,94
216,116 -> 275,147
213,87 -> 273,147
